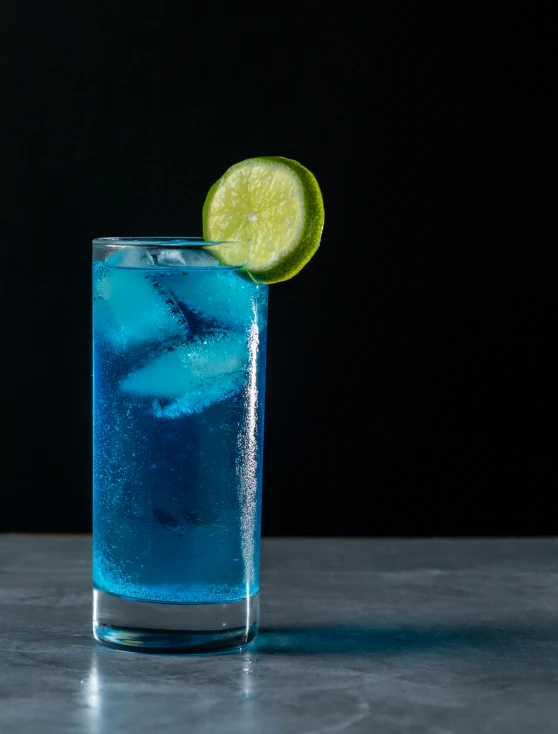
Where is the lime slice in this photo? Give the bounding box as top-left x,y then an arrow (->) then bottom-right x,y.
202,156 -> 324,284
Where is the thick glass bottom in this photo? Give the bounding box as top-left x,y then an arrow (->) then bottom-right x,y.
93,589 -> 259,653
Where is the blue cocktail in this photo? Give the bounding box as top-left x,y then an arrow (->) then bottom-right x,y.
93,238 -> 267,652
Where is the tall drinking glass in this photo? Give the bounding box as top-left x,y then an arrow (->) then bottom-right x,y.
92,238 -> 268,653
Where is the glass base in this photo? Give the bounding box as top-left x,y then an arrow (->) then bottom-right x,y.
93,589 -> 259,653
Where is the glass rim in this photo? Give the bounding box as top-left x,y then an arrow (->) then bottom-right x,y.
92,237 -> 243,249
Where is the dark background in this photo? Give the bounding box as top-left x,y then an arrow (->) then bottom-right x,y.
1,4 -> 555,535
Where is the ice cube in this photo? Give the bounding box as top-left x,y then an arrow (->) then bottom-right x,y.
179,249 -> 220,268
151,247 -> 222,269
166,270 -> 259,329
120,332 -> 248,416
154,249 -> 187,267
154,371 -> 245,418
109,247 -> 155,268
93,251 -> 188,351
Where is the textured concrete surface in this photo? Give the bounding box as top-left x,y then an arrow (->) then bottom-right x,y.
1,536 -> 558,733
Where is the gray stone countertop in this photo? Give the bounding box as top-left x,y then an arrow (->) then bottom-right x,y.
1,535 -> 558,733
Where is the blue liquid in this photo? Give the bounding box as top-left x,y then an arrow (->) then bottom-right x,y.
93,256 -> 267,604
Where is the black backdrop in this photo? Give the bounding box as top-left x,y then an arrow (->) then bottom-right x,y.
1,4 -> 555,535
